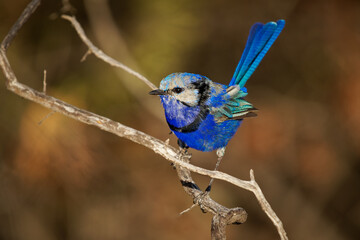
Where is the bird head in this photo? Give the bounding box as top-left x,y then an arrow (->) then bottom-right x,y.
149,73 -> 210,107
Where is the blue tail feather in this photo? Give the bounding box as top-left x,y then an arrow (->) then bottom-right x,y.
230,19 -> 285,88
231,23 -> 263,82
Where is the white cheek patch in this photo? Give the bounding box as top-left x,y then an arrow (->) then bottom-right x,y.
159,73 -> 203,107
175,89 -> 199,106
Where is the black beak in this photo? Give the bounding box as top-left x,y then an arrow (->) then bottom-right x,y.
149,89 -> 167,95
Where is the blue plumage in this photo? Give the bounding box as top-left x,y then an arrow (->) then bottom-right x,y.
150,20 -> 285,153
230,20 -> 285,87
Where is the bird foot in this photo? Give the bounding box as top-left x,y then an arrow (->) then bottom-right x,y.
178,148 -> 192,161
194,191 -> 211,213
170,147 -> 192,170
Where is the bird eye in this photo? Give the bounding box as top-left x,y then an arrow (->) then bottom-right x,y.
172,87 -> 184,94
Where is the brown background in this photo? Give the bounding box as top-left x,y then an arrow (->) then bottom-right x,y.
0,0 -> 359,239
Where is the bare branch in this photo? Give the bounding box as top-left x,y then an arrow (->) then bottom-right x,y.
38,111 -> 55,125
179,203 -> 197,215
81,49 -> 92,62
249,171 -> 288,240
0,1 -> 288,239
42,69 -> 47,93
1,0 -> 41,51
81,0 -> 163,122
61,15 -> 157,90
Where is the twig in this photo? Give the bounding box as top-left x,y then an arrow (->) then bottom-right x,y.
81,49 -> 92,62
61,15 -> 157,90
0,1 -> 288,239
43,69 -> 47,93
38,111 -> 55,125
1,0 -> 40,50
179,203 -> 197,215
81,0 -> 163,122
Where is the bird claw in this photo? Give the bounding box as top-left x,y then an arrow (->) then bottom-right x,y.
178,148 -> 192,161
194,191 -> 210,213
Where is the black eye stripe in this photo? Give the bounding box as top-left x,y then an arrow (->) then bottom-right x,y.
191,77 -> 210,104
172,87 -> 184,94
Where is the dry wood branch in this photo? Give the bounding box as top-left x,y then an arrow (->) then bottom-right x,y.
1,0 -> 40,50
81,0 -> 163,122
61,15 -> 157,91
0,1 -> 288,239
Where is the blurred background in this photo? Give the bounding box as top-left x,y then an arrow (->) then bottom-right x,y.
0,0 -> 359,239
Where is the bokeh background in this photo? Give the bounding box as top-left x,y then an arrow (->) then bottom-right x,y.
0,0 -> 359,239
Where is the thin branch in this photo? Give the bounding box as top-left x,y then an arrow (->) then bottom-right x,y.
43,69 -> 47,93
0,1 -> 288,239
81,49 -> 92,62
61,15 -> 157,91
38,110 -> 55,125
81,0 -> 163,122
179,203 -> 197,215
1,0 -> 40,51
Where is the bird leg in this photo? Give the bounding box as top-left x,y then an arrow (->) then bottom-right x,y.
177,138 -> 191,156
205,147 -> 226,192
172,139 -> 191,170
177,138 -> 189,150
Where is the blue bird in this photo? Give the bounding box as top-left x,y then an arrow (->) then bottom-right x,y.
150,20 -> 285,170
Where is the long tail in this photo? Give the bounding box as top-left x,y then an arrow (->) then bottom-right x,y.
229,19 -> 285,88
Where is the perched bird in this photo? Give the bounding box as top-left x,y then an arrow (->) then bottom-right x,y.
150,20 -> 285,164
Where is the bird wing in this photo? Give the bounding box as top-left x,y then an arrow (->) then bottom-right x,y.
229,20 -> 285,88
211,85 -> 257,123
